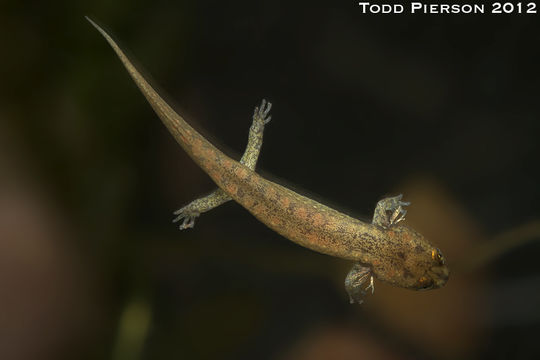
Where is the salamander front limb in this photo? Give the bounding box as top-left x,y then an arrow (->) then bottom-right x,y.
372,194 -> 410,228
345,263 -> 373,304
344,195 -> 411,303
173,100 -> 272,229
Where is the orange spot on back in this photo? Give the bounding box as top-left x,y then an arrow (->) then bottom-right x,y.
295,207 -> 308,220
235,167 -> 249,179
225,183 -> 238,196
266,186 -> 276,200
306,232 -> 319,245
312,213 -> 324,227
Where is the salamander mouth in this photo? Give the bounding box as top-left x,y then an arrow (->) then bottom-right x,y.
415,265 -> 449,290
429,265 -> 450,288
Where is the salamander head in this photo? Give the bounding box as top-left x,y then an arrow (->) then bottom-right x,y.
371,225 -> 449,290
413,247 -> 449,290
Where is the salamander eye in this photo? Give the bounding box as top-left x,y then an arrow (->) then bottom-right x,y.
431,248 -> 444,264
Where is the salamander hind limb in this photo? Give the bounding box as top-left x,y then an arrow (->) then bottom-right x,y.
173,99 -> 272,230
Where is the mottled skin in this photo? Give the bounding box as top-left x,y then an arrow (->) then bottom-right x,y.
88,18 -> 449,304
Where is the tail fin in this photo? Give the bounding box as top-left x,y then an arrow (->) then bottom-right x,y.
86,17 -> 205,156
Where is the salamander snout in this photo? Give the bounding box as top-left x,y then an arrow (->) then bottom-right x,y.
414,247 -> 449,290
430,263 -> 449,288
414,265 -> 449,290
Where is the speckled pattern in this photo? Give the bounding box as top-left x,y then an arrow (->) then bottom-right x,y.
89,18 -> 449,299
171,100 -> 272,229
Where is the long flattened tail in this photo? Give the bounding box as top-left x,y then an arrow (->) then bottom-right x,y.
86,17 -> 225,167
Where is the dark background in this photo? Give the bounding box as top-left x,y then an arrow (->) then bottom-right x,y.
1,1 -> 539,359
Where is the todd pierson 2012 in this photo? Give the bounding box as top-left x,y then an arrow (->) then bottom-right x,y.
358,2 -> 486,14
